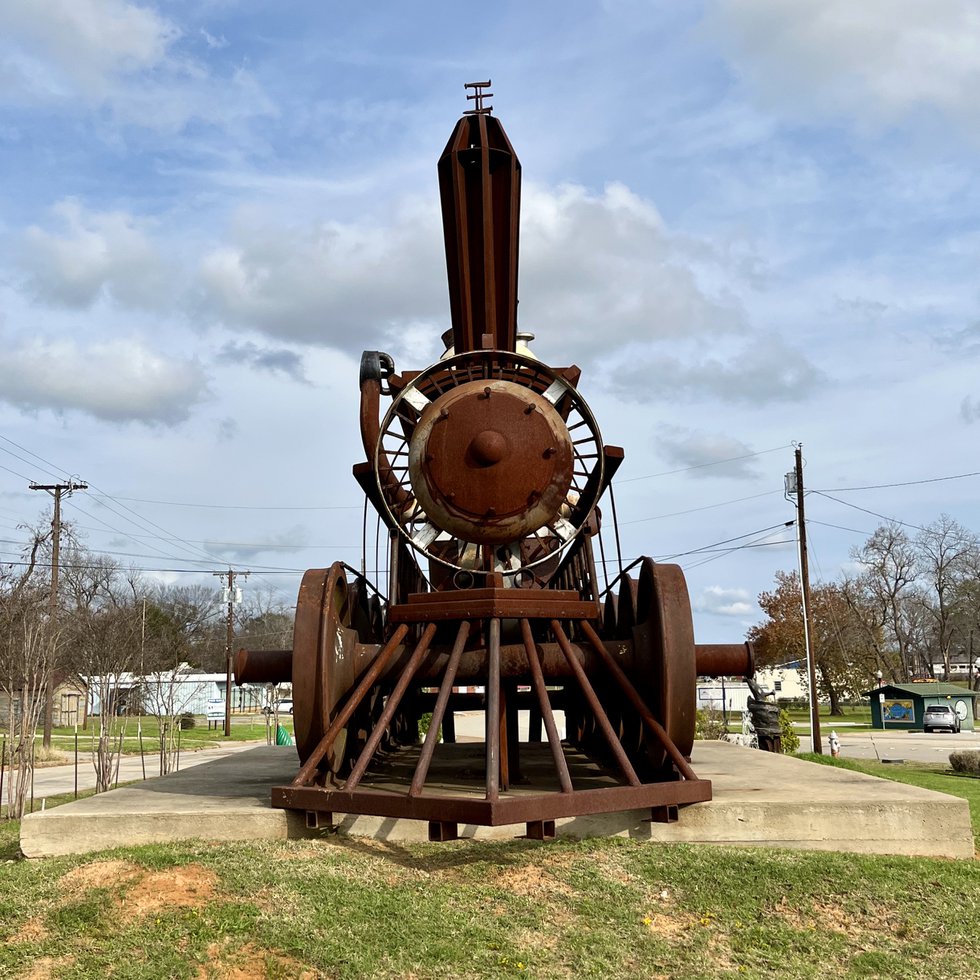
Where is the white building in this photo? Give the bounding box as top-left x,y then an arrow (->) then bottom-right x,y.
86,666 -> 266,716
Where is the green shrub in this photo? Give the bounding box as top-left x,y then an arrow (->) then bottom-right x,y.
179,712 -> 197,730
695,707 -> 727,740
779,708 -> 800,753
949,750 -> 980,775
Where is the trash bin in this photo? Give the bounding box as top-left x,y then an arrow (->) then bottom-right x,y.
275,723 -> 293,747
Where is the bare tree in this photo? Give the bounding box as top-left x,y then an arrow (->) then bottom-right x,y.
61,551 -> 141,793
850,524 -> 921,681
914,516 -> 980,679
0,529 -> 55,819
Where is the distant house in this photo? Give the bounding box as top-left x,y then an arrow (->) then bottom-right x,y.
753,664 -> 808,702
0,673 -> 88,728
85,666 -> 265,716
862,682 -> 978,732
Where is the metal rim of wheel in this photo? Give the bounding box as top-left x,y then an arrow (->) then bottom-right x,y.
373,350 -> 604,577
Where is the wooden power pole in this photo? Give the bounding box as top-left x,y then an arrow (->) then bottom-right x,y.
29,480 -> 87,748
213,569 -> 248,736
788,447 -> 822,754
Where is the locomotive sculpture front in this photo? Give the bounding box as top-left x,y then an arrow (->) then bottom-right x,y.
235,84 -> 752,840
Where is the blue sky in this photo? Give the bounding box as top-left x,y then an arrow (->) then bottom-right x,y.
1,0 -> 979,642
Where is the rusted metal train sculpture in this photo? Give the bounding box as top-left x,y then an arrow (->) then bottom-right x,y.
235,84 -> 753,841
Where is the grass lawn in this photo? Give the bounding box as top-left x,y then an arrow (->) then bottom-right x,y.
0,831 -> 978,979
0,752 -> 978,978
784,706 -> 874,731
42,715 -> 290,757
2,745 -> 979,977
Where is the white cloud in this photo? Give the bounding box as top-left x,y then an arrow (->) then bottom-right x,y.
19,199 -> 171,308
0,334 -> 208,424
609,334 -> 821,404
195,196 -> 446,352
519,182 -> 738,361
193,181 -> 740,364
707,0 -> 980,131
694,585 -> 755,617
0,0 -> 177,99
655,427 -> 763,480
0,0 -> 275,131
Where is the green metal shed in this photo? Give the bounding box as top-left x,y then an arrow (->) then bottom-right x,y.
862,682 -> 978,731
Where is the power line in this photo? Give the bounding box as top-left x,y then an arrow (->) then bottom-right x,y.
658,521 -> 795,561
619,490 -> 780,526
89,493 -> 362,511
809,519 -> 873,537
618,443 -> 793,484
810,490 -> 927,533
815,469 -> 980,493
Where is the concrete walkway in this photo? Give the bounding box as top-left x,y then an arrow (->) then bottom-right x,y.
20,741 -> 975,860
25,740 -> 269,801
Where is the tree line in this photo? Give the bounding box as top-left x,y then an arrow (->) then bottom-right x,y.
748,515 -> 980,714
1,511 -> 294,817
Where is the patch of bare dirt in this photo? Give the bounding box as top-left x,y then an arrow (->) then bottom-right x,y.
492,863 -> 575,899
59,858 -> 141,891
18,955 -> 75,979
771,896 -> 903,938
9,917 -> 49,944
642,911 -> 696,937
122,863 -> 217,920
195,940 -> 316,980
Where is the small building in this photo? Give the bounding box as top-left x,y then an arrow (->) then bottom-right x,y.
862,682 -> 978,732
697,681 -> 751,716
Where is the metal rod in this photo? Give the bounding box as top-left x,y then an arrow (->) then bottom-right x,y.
608,480 -> 625,577
520,619 -> 573,793
486,617 -> 501,802
291,623 -> 410,787
550,619 -> 640,787
578,620 -> 699,781
345,622 -> 438,790
410,620 -> 471,797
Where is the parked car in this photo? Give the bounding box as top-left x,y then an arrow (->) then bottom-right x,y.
262,699 -> 294,716
923,704 -> 961,734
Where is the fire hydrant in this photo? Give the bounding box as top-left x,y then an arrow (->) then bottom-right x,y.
828,730 -> 841,758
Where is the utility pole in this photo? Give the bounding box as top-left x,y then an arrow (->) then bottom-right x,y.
213,569 -> 248,737
785,447 -> 821,754
29,479 -> 87,748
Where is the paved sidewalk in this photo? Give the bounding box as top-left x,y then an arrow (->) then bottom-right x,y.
20,741 -> 976,859
20,740 -> 270,802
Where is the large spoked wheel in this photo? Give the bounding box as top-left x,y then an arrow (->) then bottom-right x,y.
374,350 -> 604,579
633,559 -> 697,769
291,564 -> 367,775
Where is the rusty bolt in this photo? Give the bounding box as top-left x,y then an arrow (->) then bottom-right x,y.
543,446 -> 557,458
523,403 -> 535,415
482,386 -> 492,399
485,507 -> 497,518
528,490 -> 541,504
439,408 -> 450,421
425,453 -> 435,463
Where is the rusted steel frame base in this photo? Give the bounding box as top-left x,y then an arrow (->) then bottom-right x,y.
274,779 -> 712,826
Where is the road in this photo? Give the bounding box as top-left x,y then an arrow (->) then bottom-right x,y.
806,727 -> 980,764
17,740 -> 270,802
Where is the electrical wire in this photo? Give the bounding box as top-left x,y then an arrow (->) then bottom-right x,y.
657,521 -> 795,561
618,443 -> 793,483
619,489 -> 780,526
88,494 -> 362,511
810,490 -> 927,533
815,469 -> 980,493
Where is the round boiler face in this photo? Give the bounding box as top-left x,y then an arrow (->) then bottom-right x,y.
408,378 -> 573,544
